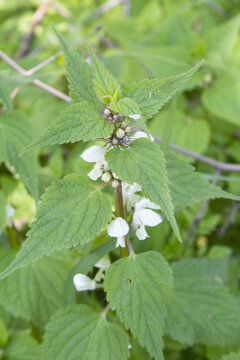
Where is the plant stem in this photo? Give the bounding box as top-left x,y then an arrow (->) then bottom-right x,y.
101,303 -> 111,318
116,181 -> 134,256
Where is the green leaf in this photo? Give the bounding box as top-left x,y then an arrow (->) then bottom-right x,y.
0,111 -> 38,200
86,44 -> 121,104
0,190 -> 5,229
206,15 -> 240,60
0,79 -> 12,111
42,304 -> 130,360
105,139 -> 181,242
0,174 -> 112,279
202,75 -> 240,127
165,258 -> 240,347
150,109 -> 210,161
53,27 -> 99,106
4,333 -> 41,360
0,248 -> 72,329
165,151 -> 240,208
0,317 -> 8,346
20,102 -> 114,155
63,238 -> 115,304
109,97 -> 151,138
123,61 -> 203,120
104,251 -> 174,360
221,352 -> 240,360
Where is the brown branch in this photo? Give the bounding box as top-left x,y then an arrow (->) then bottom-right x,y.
217,200 -> 240,238
16,0 -> 54,60
1,49 -> 240,175
154,136 -> 240,172
0,49 -> 71,103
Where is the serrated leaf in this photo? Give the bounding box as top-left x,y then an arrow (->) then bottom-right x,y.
0,79 -> 12,111
165,258 -> 240,347
221,352 -> 240,360
0,111 -> 38,200
42,304 -> 130,360
53,27 -> 99,106
105,139 -> 181,242
20,102 -> 113,155
0,174 -> 112,279
4,333 -> 41,360
104,251 -> 173,360
165,151 -> 240,208
87,44 -> 121,104
123,62 -> 202,119
109,97 -> 151,138
0,248 -> 72,329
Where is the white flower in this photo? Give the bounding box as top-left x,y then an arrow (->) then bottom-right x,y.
132,199 -> 162,240
122,182 -> 142,211
81,145 -> 106,162
134,197 -> 160,211
95,257 -> 111,270
131,131 -> 154,141
129,114 -> 141,120
73,273 -> 96,292
107,217 -> 129,248
5,204 -> 15,227
81,146 -> 109,181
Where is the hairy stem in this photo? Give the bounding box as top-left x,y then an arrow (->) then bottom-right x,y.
116,181 -> 134,256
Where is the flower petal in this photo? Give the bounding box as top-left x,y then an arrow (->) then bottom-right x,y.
116,236 -> 125,248
107,217 -> 129,237
95,257 -> 111,270
133,209 -> 162,227
135,197 -> 160,211
73,274 -> 96,292
131,131 -> 154,141
81,145 -> 106,163
87,164 -> 103,181
136,226 -> 149,240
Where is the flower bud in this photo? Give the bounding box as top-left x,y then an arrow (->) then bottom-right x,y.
116,128 -> 125,139
119,114 -> 125,120
102,172 -> 112,183
107,116 -> 113,122
125,126 -> 131,133
103,108 -> 111,117
112,138 -> 119,145
112,179 -> 119,188
113,114 -> 119,122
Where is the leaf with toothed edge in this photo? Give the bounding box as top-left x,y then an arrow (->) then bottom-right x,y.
19,102 -> 114,155
123,61 -> 203,120
86,43 -> 121,104
105,138 -> 182,242
0,174 -> 112,280
53,26 -> 100,106
0,249 -> 72,329
42,304 -> 130,360
104,251 -> 174,360
0,111 -> 38,200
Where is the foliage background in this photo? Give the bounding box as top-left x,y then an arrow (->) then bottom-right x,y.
0,0 -> 240,359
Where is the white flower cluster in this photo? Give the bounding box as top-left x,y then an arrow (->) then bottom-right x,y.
73,256 -> 110,292
107,183 -> 162,248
